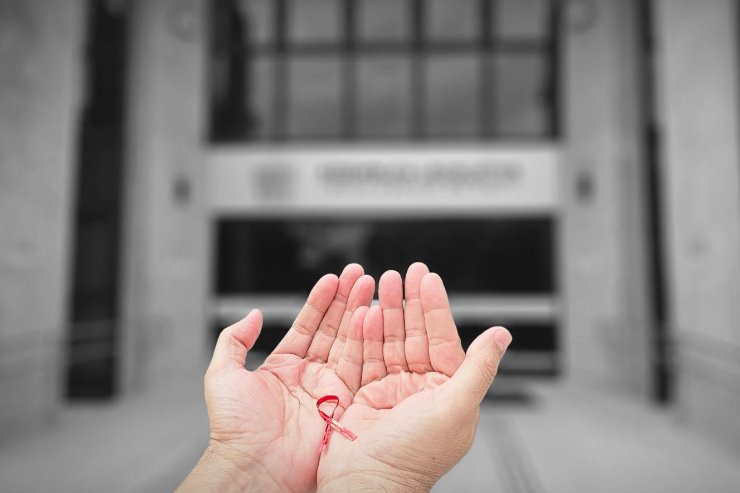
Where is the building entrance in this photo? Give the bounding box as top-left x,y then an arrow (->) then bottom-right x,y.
207,0 -> 563,378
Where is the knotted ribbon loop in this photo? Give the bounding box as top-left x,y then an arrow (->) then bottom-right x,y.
317,395 -> 357,454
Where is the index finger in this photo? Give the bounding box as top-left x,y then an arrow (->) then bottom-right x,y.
271,274 -> 339,358
306,264 -> 364,362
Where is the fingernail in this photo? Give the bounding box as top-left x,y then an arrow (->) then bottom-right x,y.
493,328 -> 512,352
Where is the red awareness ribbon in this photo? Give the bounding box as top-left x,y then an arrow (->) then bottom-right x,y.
317,395 -> 357,454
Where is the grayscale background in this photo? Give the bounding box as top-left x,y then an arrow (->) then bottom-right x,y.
1,0 -> 739,491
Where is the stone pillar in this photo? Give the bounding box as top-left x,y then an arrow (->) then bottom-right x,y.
119,0 -> 209,392
561,0 -> 652,394
0,0 -> 85,437
655,0 -> 740,452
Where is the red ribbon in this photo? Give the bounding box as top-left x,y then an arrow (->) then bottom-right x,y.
317,395 -> 357,454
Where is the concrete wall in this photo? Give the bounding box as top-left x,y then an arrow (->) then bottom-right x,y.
656,0 -> 740,452
0,0 -> 85,437
119,0 -> 209,391
562,0 -> 652,395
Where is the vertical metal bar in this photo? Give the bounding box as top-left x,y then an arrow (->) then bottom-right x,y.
547,0 -> 562,139
479,0 -> 495,139
273,0 -> 289,140
410,0 -> 426,139
342,0 -> 357,140
636,0 -> 671,405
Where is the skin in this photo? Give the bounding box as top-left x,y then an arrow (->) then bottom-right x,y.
178,263 -> 511,493
317,265 -> 512,492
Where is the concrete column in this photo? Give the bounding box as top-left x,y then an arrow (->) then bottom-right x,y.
120,0 -> 209,391
0,0 -> 85,437
562,0 -> 652,394
655,0 -> 740,452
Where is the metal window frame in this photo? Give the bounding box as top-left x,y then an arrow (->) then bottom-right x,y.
209,0 -> 562,142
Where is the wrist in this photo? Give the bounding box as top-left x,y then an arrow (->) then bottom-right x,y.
318,459 -> 433,493
177,440 -> 281,493
318,474 -> 430,493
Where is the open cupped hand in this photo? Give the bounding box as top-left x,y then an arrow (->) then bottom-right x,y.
190,264 -> 375,493
179,262 -> 511,493
317,263 -> 512,492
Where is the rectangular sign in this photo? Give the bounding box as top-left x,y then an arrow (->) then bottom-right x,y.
207,145 -> 559,215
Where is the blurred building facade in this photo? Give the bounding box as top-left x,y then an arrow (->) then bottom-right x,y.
1,0 -> 740,456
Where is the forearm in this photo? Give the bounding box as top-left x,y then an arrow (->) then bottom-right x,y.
177,441 -> 283,493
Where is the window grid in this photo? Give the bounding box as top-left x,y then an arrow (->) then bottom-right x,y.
209,0 -> 562,142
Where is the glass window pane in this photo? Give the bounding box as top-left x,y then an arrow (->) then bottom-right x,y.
493,53 -> 550,137
287,57 -> 342,138
216,218 -> 554,294
357,56 -> 411,138
357,0 -> 409,42
426,55 -> 479,138
496,0 -> 551,40
427,0 -> 478,41
288,0 -> 341,44
239,0 -> 273,45
247,57 -> 276,139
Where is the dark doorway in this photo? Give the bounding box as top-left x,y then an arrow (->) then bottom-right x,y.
66,0 -> 129,398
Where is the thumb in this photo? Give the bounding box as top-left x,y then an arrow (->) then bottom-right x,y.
208,309 -> 263,373
445,327 -> 512,408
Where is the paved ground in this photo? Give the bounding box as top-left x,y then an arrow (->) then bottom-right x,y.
0,375 -> 207,493
1,376 -> 739,493
438,383 -> 740,493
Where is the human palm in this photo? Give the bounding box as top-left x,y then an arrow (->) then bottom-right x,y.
318,264 -> 511,491
195,262 -> 510,493
204,265 -> 375,493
